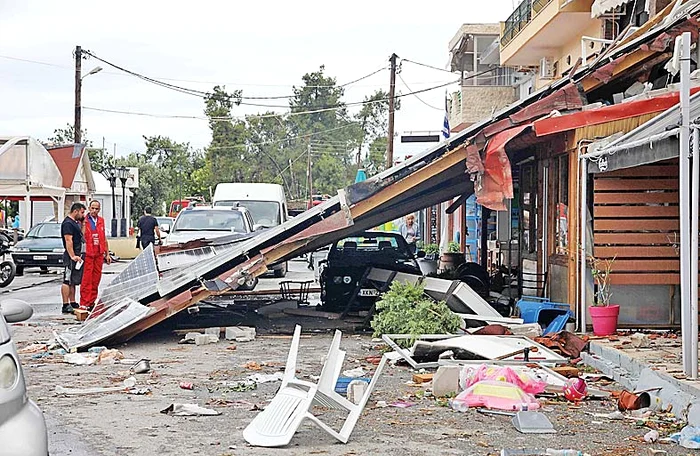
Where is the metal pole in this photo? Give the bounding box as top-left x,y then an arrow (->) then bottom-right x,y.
121,179 -> 126,237
74,45 -> 82,144
387,53 -> 398,169
679,32 -> 693,377
579,157 -> 588,332
691,126 -> 699,379
541,164 -> 548,292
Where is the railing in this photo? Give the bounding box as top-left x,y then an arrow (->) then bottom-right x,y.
500,0 -> 553,47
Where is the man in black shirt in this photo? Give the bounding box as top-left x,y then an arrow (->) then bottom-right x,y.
61,202 -> 86,314
137,206 -> 161,250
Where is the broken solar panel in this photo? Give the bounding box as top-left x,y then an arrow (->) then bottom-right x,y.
98,244 -> 159,308
56,298 -> 151,351
157,243 -> 237,271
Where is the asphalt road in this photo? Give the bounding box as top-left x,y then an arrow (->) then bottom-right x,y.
2,256 -> 316,456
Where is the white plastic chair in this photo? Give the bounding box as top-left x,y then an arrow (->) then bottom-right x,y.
243,325 -> 387,447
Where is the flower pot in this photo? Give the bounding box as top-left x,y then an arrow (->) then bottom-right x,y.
439,252 -> 465,272
417,258 -> 438,276
589,304 -> 620,336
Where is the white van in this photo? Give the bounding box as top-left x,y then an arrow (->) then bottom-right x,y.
212,183 -> 288,276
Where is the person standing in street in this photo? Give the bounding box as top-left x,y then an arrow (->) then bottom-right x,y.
137,206 -> 161,250
61,202 -> 86,314
400,213 -> 420,255
11,214 -> 20,244
80,200 -> 111,311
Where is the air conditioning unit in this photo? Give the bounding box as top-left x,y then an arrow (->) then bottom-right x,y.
539,57 -> 555,79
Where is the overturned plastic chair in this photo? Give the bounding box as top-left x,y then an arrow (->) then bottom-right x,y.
243,325 -> 387,447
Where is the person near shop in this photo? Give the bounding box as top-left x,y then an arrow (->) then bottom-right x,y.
61,202 -> 86,314
400,213 -> 420,255
80,200 -> 111,311
11,215 -> 20,244
137,207 -> 161,250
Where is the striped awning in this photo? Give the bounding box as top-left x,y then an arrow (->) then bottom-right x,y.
591,0 -> 632,18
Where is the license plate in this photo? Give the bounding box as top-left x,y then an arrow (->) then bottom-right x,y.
359,289 -> 380,297
33,255 -> 48,261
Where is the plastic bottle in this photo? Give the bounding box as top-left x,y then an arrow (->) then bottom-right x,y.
449,399 -> 470,412
545,450 -> 583,456
678,425 -> 700,449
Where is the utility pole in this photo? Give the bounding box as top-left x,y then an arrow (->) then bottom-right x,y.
386,53 -> 398,169
306,143 -> 313,208
74,45 -> 82,144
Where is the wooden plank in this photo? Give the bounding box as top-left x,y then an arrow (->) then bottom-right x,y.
594,179 -> 679,191
610,273 -> 679,285
581,49 -> 668,92
594,219 -> 679,231
612,259 -> 679,272
593,205 -> 679,218
602,166 -> 678,177
594,192 -> 678,204
594,246 -> 679,258
594,232 -> 678,244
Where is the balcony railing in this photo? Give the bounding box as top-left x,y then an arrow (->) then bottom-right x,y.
500,0 -> 553,47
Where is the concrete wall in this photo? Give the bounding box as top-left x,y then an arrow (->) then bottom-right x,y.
450,85 -> 517,127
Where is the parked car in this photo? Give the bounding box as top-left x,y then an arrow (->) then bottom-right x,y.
156,216 -> 175,242
163,206 -> 256,246
10,223 -> 64,276
0,298 -> 49,455
320,231 -> 422,313
163,206 -> 259,290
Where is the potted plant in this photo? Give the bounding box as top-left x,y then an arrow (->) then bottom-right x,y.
439,241 -> 466,272
416,243 -> 439,275
587,254 -> 619,336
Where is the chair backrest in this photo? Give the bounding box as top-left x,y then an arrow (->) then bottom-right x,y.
520,270 -> 548,298
378,240 -> 392,250
343,241 -> 357,251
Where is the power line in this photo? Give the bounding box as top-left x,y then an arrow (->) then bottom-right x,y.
401,58 -> 455,74
398,73 -> 443,111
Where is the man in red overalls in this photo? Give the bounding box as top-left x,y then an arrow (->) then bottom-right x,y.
80,200 -> 111,310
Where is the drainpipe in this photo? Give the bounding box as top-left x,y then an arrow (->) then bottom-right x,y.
679,32 -> 695,378
577,140 -> 593,332
691,126 -> 699,380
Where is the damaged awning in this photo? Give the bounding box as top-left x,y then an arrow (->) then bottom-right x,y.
581,89 -> 700,172
591,0 -> 634,18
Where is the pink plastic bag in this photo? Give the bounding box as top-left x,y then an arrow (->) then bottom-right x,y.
451,380 -> 540,411
460,364 -> 547,395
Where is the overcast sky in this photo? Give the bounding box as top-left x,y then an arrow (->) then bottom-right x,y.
0,0 -> 515,160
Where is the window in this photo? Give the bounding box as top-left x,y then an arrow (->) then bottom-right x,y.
460,34 -> 515,87
520,163 -> 537,254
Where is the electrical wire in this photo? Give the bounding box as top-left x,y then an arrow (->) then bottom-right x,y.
397,73 -> 444,111
401,58 -> 455,74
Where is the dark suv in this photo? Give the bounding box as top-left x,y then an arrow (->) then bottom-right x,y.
320,231 -> 422,312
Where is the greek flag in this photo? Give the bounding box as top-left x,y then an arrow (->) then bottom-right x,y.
442,95 -> 450,140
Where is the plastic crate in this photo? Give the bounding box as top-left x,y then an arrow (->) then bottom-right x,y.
516,296 -> 573,335
334,376 -> 371,395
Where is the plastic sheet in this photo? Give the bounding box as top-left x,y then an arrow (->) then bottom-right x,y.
451,380 -> 540,411
460,364 -> 548,395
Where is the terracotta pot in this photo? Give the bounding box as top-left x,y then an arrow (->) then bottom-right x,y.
439,252 -> 465,272
589,304 -> 620,336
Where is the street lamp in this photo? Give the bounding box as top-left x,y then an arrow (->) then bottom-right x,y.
73,44 -> 103,144
117,166 -> 129,237
99,165 -> 118,238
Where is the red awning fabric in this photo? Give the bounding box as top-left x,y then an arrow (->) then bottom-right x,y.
476,124 -> 530,211
534,87 -> 700,136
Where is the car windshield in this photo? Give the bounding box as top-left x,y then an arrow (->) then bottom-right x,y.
214,201 -> 280,227
156,217 -> 172,225
173,210 -> 246,232
27,223 -> 61,238
330,235 -> 412,260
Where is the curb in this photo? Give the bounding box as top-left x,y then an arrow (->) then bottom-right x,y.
583,341 -> 700,426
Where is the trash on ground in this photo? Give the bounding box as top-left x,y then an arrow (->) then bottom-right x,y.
335,376 -> 371,394
130,359 -> 151,374
451,380 -> 540,411
342,367 -> 365,378
460,364 -> 548,395
225,326 -> 256,342
17,343 -> 48,354
160,403 -> 221,416
562,378 -> 587,401
63,353 -> 97,365
389,400 -> 416,408
644,429 -> 659,443
179,381 -> 195,390
247,372 -> 284,384
670,425 -> 700,449
55,377 -> 137,395
511,411 -> 556,434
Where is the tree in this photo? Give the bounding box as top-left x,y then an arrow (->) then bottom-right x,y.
355,89 -> 398,175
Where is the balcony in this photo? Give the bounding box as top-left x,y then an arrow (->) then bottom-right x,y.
499,0 -> 595,67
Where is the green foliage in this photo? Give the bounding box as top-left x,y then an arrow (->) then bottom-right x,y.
447,241 -> 462,253
423,243 -> 440,255
371,281 -> 462,347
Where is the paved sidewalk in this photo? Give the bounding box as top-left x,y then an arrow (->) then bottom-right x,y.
583,333 -> 700,426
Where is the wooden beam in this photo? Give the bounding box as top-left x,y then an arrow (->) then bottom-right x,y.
581,49 -> 658,92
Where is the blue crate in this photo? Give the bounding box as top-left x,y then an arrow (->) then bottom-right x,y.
334,376 -> 371,395
516,297 -> 573,335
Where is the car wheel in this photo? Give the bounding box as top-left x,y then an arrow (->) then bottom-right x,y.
238,275 -> 258,291
273,262 -> 287,278
15,266 -> 24,276
0,261 -> 15,287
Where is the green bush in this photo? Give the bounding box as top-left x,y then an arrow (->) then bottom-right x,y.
371,281 -> 462,347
